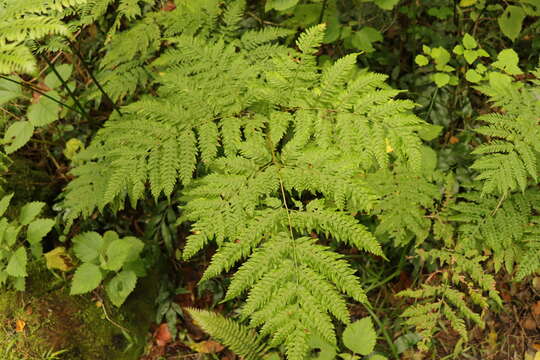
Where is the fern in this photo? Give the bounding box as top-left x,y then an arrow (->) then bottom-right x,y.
398,249 -> 502,351
448,187 -> 540,278
60,0 -> 292,225
470,69 -> 540,195
176,24 -> 433,360
0,0 -> 87,74
187,308 -> 267,360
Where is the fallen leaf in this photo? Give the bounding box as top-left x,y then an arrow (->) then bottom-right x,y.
533,344 -> 540,351
15,319 -> 26,332
449,136 -> 459,144
190,340 -> 225,354
523,317 -> 537,330
532,301 -> 540,316
162,0 -> 176,11
533,277 -> 540,291
154,323 -> 172,347
535,351 -> 540,360
44,247 -> 73,271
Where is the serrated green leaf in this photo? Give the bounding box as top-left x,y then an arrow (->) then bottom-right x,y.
44,64 -> 73,89
414,55 -> 429,66
27,93 -> 61,127
433,73 -> 450,87
498,6 -> 526,41
373,0 -> 399,10
104,238 -> 132,271
106,270 -> 137,307
342,317 -> 377,355
463,49 -> 478,64
73,231 -> 104,263
70,262 -> 102,295
19,202 -> 44,225
492,49 -> 522,75
307,335 -> 337,360
462,33 -> 477,49
6,247 -> 27,277
3,121 -> 34,154
418,124 -> 443,141
0,76 -> 22,106
351,27 -> 383,53
465,69 -> 482,83
0,193 -> 13,217
265,0 -> 299,11
453,44 -> 464,55
27,218 -> 55,257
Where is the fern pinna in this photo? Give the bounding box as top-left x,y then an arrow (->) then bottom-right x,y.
178,25 -> 434,360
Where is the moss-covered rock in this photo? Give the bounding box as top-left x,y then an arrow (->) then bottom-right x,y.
0,261 -> 157,359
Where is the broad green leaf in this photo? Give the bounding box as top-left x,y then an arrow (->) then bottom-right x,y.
306,335 -> 337,360
106,270 -> 137,307
44,247 -> 73,271
462,33 -> 477,49
6,247 -> 27,277
0,76 -> 22,105
70,263 -> 102,295
431,47 -> 451,66
351,27 -> 383,53
265,0 -> 299,11
433,73 -> 450,87
4,224 -> 21,246
27,93 -> 61,127
44,64 -> 73,89
414,55 -> 429,66
369,356 -> 388,360
492,49 -> 522,75
373,0 -> 399,10
342,317 -> 377,355
522,0 -> 540,16
122,236 -> 144,262
73,231 -> 104,263
19,202 -> 44,225
418,124 -> 443,141
463,49 -> 478,64
27,218 -> 55,257
465,69 -> 482,83
3,121 -> 34,154
459,0 -> 476,6
104,239 -> 132,271
453,45 -> 464,55
293,4 -> 320,25
498,5 -> 526,41
0,193 -> 13,217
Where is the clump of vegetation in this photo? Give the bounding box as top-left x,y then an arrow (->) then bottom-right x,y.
0,0 -> 539,359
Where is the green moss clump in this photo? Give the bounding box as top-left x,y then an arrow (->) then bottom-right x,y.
0,261 -> 158,360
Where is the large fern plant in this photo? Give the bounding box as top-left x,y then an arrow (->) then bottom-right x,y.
175,24 -> 435,359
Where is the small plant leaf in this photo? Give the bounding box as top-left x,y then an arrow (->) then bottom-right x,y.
342,317 -> 377,355
19,201 -> 45,225
6,246 -> 27,277
72,231 -> 104,263
106,270 -> 137,306
498,5 -> 526,41
70,262 -> 102,295
3,121 -> 34,154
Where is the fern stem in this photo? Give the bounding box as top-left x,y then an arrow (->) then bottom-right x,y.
42,55 -> 90,121
0,75 -> 83,115
364,305 -> 399,359
424,86 -> 439,122
65,37 -> 123,117
318,0 -> 328,24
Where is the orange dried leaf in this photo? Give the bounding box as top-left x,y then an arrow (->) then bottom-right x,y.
154,323 -> 172,347
15,319 -> 26,332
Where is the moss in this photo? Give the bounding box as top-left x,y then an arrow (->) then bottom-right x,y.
0,261 -> 159,359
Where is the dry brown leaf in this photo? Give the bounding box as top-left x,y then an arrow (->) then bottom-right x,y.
523,317 -> 537,330
532,301 -> 540,316
154,323 -> 172,347
15,319 -> 26,332
190,340 -> 225,354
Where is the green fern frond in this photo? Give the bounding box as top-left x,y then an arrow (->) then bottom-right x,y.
187,308 -> 266,360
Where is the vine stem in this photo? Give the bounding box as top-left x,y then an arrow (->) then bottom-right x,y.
0,74 -> 82,115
